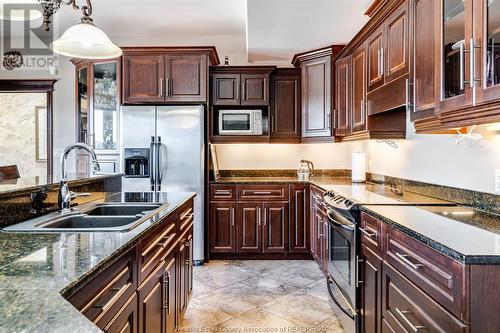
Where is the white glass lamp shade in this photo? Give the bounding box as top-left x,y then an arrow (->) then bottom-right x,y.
51,22 -> 122,59
0,0 -> 43,21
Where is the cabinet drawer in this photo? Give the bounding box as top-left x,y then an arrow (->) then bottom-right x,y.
382,262 -> 468,333
138,217 -> 177,283
210,185 -> 236,201
237,185 -> 289,201
360,213 -> 383,254
384,226 -> 467,320
178,199 -> 195,234
67,247 -> 137,328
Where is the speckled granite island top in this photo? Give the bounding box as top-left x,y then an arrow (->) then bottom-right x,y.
0,191 -> 195,333
362,205 -> 500,264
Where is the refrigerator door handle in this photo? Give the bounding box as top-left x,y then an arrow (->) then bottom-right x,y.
156,136 -> 162,191
150,136 -> 155,191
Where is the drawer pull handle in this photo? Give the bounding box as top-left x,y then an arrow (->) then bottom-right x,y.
395,308 -> 426,332
360,228 -> 377,238
215,190 -> 231,195
396,252 -> 425,270
93,282 -> 131,313
180,208 -> 193,220
253,191 -> 273,195
157,235 -> 173,248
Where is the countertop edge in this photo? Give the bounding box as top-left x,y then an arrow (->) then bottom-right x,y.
358,206 -> 500,265
59,192 -> 196,297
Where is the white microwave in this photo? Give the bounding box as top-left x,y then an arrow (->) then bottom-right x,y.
218,110 -> 263,136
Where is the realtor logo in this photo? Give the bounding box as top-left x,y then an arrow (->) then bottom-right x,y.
1,2 -> 58,71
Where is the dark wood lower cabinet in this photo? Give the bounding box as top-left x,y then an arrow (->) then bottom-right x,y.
209,202 -> 236,253
178,234 -> 193,320
237,203 -> 262,253
209,184 -> 309,258
289,185 -> 309,254
381,261 -> 468,333
105,293 -> 138,333
65,201 -> 194,333
262,202 -> 288,253
360,244 -> 382,333
138,257 -> 172,333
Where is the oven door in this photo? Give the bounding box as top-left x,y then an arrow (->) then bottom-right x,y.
219,111 -> 253,135
326,208 -> 358,333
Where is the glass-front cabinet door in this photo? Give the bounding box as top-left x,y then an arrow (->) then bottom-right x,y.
475,0 -> 500,103
73,58 -> 121,175
439,0 -> 473,112
93,62 -> 119,152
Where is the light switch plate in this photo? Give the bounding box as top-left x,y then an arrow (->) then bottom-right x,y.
496,169 -> 500,194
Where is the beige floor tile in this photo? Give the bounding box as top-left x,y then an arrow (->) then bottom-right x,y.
211,308 -> 303,333
305,279 -> 329,301
263,290 -> 334,326
194,284 -> 257,316
314,315 -> 345,333
183,260 -> 343,333
194,265 -> 253,289
179,297 -> 234,330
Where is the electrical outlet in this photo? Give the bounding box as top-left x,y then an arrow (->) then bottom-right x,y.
496,169 -> 500,194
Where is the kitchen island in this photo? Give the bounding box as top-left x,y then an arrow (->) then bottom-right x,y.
0,191 -> 195,333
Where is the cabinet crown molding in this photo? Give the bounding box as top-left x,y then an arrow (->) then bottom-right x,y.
121,46 -> 220,65
210,65 -> 276,74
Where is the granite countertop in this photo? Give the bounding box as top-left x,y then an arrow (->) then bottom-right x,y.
0,172 -> 123,197
0,191 -> 195,333
214,175 -> 500,264
362,205 -> 500,264
214,176 -> 449,205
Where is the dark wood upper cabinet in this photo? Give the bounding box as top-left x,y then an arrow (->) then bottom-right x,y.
384,1 -> 409,83
212,74 -> 241,105
410,0 -> 440,126
122,47 -> 219,104
301,56 -> 332,138
262,202 -> 288,253
164,54 -> 207,102
210,66 -> 274,106
270,69 -> 301,143
241,74 -> 269,105
352,46 -> 367,133
335,56 -> 352,136
292,47 -> 339,141
209,202 -> 236,253
237,202 -> 262,253
367,27 -> 385,92
123,55 -> 165,104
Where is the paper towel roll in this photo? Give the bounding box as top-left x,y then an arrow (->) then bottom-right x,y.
352,152 -> 366,183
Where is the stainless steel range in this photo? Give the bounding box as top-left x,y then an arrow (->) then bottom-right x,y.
323,191 -> 360,333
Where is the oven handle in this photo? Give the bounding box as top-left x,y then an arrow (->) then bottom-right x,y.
327,277 -> 356,320
327,209 -> 355,232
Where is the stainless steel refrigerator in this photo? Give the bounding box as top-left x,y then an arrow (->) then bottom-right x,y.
121,105 -> 205,262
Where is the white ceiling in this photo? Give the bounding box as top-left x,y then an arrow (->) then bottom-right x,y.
13,0 -> 373,64
247,0 -> 371,62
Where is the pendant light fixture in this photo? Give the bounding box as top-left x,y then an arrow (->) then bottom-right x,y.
50,0 -> 121,59
0,0 -> 43,21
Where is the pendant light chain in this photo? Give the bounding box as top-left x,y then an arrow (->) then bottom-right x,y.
38,0 -> 94,31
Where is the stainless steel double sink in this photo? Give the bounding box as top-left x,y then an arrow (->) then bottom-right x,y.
3,203 -> 164,233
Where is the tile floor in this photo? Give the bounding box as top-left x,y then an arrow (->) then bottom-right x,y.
179,260 -> 344,333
